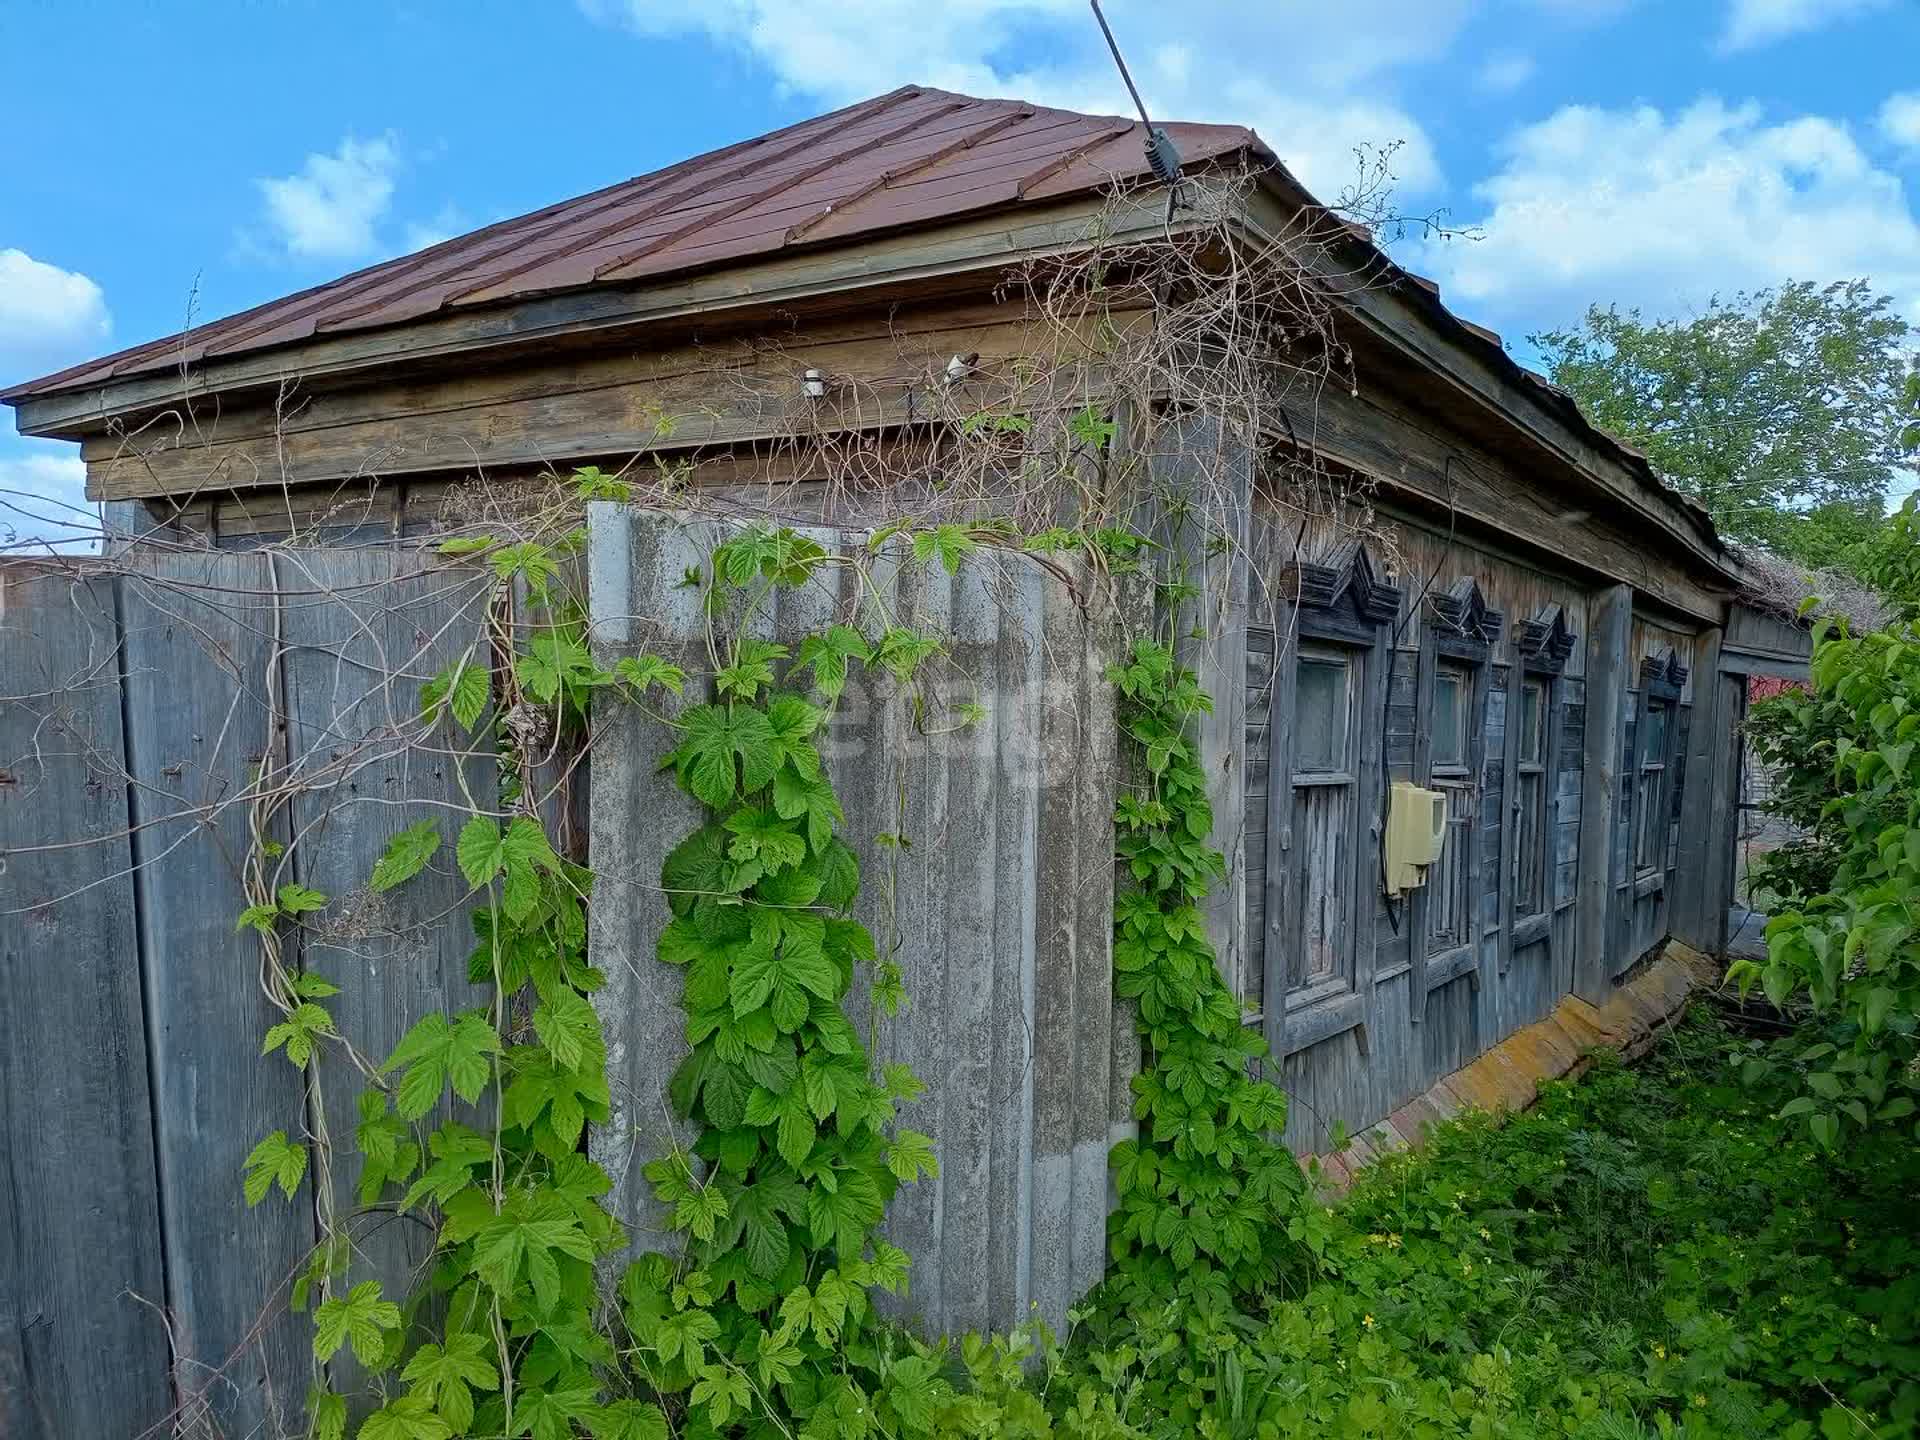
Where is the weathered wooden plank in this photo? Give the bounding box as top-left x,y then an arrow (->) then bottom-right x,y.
1066,574 -> 1123,1306
986,559 -> 1042,1326
118,552 -> 315,1438
1151,416 -> 1254,992
935,563 -> 998,1335
1575,587 -> 1631,1003
584,514 -> 721,1244
0,564 -> 172,1439
1276,392 -> 1726,624
585,507 -> 1128,1339
272,547 -> 496,1402
82,303 -> 1140,503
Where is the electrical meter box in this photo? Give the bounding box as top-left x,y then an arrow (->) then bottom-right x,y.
1385,781 -> 1448,896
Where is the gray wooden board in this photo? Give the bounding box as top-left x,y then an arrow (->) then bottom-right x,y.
584,506 -> 1130,1340
1576,588 -> 1630,1002
272,547 -> 496,1404
0,565 -> 172,1439
118,551 -> 316,1438
585,513 -> 725,1249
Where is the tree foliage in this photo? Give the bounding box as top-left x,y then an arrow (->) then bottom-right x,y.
1533,280 -> 1913,567
1733,496 -> 1920,1147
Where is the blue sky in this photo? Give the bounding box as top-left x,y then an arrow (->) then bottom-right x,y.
4,0 -> 1919,546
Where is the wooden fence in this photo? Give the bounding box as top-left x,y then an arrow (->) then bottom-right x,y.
1,548 -> 496,1439
0,519 -> 1146,1434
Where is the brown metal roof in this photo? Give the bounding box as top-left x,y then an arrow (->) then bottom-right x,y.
1,86 -> 1259,403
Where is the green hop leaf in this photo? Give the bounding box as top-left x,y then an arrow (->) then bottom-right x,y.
242,1129 -> 307,1206
370,820 -> 442,892
382,1011 -> 501,1119
614,653 -> 686,697
886,1128 -> 939,1183
276,883 -> 328,914
312,1279 -> 401,1368
668,704 -> 778,808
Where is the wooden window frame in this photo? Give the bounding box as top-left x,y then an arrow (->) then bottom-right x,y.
1631,651 -> 1687,886
1426,659 -> 1476,956
1255,544 -> 1400,1060
1500,605 -> 1577,969
1512,674 -> 1552,921
1410,579 -> 1504,1017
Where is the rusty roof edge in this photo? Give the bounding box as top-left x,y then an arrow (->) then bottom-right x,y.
4,183 -> 1211,433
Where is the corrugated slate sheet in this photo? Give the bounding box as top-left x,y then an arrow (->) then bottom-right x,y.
4,87 -> 1257,401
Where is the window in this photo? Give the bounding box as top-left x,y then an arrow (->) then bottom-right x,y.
1290,645 -> 1360,996
1635,697 -> 1670,872
1514,677 -> 1550,917
1427,661 -> 1474,954
1432,665 -> 1467,769
1242,629 -> 1278,1012
1296,655 -> 1352,773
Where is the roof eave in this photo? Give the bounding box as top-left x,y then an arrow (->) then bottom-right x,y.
6,181 -> 1221,440
1234,166 -> 1731,582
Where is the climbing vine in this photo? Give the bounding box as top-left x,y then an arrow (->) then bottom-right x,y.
229,479 -> 682,1439
1103,639 -> 1319,1309
232,493 -> 985,1439
621,522 -> 950,1438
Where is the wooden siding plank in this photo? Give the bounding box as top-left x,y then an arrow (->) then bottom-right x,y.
0,567 -> 172,1440
1576,586 -> 1631,1002
118,553 -> 315,1438
271,548 -> 496,1405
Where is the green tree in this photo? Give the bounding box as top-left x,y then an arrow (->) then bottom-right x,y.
1902,363 -> 1920,453
1532,280 -> 1913,565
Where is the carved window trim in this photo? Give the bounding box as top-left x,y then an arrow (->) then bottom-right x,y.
1516,604 -> 1577,677
1259,541 -> 1402,1060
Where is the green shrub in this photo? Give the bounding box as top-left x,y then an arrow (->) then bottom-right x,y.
1046,1009 -> 1919,1440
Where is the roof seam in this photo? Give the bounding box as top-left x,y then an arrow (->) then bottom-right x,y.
591,95 -> 980,284
1015,118 -> 1141,198
781,107 -> 1038,245
445,85 -> 936,306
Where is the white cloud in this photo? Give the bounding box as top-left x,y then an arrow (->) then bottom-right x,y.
0,250 -> 108,551
1882,92 -> 1920,154
0,249 -> 111,387
0,437 -> 95,554
1719,0 -> 1891,51
586,0 -> 1459,197
256,135 -> 401,260
1476,52 -> 1536,95
1416,98 -> 1920,338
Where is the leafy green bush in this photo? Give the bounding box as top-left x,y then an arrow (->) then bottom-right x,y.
1731,613 -> 1920,1146
1051,1008 -> 1919,1440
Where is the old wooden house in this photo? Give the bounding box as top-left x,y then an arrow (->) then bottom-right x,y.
2,85 -> 1814,1379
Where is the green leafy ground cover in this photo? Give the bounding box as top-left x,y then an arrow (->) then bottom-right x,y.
991,1006 -> 1919,1440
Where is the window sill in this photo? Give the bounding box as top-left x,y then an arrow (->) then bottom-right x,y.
1633,870 -> 1665,899
1280,989 -> 1367,1058
1512,912 -> 1551,949
1424,943 -> 1479,990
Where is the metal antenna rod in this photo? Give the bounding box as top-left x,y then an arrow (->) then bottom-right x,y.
1088,0 -> 1185,185
1089,0 -> 1154,129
